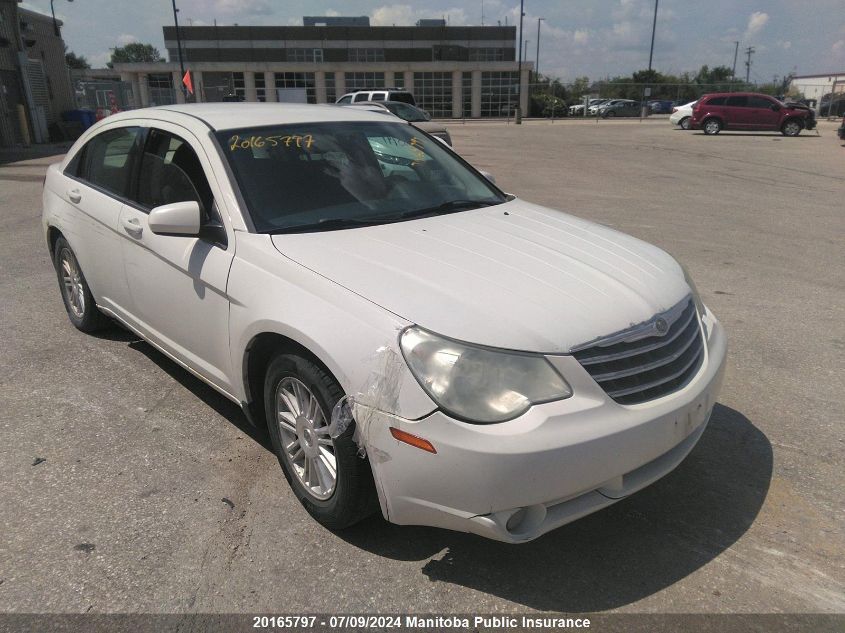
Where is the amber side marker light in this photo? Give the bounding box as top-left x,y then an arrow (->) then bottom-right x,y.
389,427 -> 437,454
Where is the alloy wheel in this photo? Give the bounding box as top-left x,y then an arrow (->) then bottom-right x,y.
59,249 -> 85,318
275,377 -> 337,500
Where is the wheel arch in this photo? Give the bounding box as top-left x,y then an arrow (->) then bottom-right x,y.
46,225 -> 63,258
240,329 -> 346,433
781,116 -> 805,130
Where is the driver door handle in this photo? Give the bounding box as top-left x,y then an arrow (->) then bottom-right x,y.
122,217 -> 143,238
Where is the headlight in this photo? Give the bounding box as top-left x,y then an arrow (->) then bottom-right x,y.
681,263 -> 706,315
400,327 -> 572,423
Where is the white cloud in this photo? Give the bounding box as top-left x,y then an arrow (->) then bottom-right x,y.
371,4 -> 468,26
325,9 -> 341,17
115,33 -> 138,47
178,0 -> 273,21
744,11 -> 769,40
573,29 -> 590,46
833,39 -> 845,54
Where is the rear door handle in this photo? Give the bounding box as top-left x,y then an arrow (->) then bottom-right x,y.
122,217 -> 143,238
67,189 -> 82,204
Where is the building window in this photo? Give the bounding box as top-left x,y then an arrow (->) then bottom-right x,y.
274,72 -> 316,103
255,72 -> 266,102
394,72 -> 404,89
344,72 -> 385,91
324,72 -> 336,103
413,72 -> 452,118
148,73 -> 176,106
288,48 -> 323,62
348,48 -> 385,62
481,71 -> 519,117
469,48 -> 505,62
462,72 -> 472,117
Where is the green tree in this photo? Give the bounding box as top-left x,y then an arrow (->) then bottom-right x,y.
108,43 -> 164,67
64,47 -> 90,69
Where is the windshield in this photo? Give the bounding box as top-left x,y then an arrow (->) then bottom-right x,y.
218,121 -> 505,233
383,102 -> 427,122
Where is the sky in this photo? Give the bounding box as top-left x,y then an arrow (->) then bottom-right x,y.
22,0 -> 845,83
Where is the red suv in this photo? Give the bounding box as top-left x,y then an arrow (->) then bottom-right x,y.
690,92 -> 816,136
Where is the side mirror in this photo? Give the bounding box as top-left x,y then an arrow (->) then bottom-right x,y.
148,201 -> 201,236
424,110 -> 432,121
479,170 -> 496,184
771,104 -> 781,111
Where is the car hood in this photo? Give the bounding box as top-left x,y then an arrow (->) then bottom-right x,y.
409,121 -> 448,135
270,198 -> 690,353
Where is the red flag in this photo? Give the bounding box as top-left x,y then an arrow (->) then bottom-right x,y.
182,70 -> 193,95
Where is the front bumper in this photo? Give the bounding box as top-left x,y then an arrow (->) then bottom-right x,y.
361,310 -> 727,543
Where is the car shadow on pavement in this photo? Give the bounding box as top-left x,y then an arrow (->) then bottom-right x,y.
337,403 -> 772,612
123,337 -> 273,450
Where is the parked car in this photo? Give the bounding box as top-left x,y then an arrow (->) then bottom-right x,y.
569,99 -> 605,116
43,103 -> 726,543
336,89 -> 416,106
589,99 -> 623,115
347,100 -> 452,146
599,100 -> 641,118
647,100 -> 675,114
690,92 -> 816,136
670,100 -> 697,130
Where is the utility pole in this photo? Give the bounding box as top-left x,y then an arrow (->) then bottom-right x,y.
536,17 -> 544,82
744,46 -> 755,85
524,40 -> 530,66
732,41 -> 739,78
642,0 -> 658,118
516,0 -> 524,124
171,0 -> 187,99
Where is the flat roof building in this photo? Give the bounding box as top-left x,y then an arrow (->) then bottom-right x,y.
112,17 -> 532,118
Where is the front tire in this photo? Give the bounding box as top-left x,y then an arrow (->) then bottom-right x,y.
263,353 -> 376,529
781,120 -> 802,137
703,118 -> 722,135
53,237 -> 110,332
679,116 -> 691,130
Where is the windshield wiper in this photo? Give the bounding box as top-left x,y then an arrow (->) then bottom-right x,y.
386,199 -> 499,222
267,217 -> 388,234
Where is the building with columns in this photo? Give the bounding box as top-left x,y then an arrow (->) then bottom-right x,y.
112,17 -> 532,118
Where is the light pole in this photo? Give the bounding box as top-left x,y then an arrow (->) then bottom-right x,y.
50,0 -> 73,38
516,0 -> 524,124
535,17 -> 545,81
642,0 -> 658,118
171,0 -> 187,98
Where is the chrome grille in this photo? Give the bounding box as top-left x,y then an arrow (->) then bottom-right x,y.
572,299 -> 704,405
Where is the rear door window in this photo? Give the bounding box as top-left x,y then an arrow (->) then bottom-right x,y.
74,126 -> 143,197
748,96 -> 774,108
371,92 -> 387,101
706,97 -> 727,106
726,96 -> 748,107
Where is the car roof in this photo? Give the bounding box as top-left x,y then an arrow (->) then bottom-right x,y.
105,103 -> 396,131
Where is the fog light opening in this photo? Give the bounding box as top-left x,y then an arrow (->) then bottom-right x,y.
504,504 -> 547,535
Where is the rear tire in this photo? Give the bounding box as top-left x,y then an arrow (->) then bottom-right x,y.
781,120 -> 802,137
53,237 -> 110,332
263,353 -> 377,530
703,118 -> 722,135
679,116 -> 691,130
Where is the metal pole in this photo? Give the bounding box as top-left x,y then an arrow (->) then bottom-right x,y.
642,0 -> 658,119
171,0 -> 187,98
536,18 -> 544,80
744,46 -> 754,85
50,0 -> 60,37
732,41 -> 739,78
516,0 -> 524,124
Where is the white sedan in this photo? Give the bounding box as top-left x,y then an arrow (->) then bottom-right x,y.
43,103 -> 726,543
670,100 -> 697,130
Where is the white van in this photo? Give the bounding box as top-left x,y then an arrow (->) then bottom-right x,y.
336,89 -> 416,106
